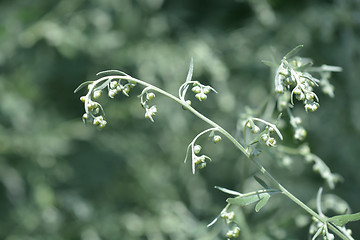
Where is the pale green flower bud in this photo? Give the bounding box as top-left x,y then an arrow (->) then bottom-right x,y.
122,85 -> 131,96
146,92 -> 155,101
93,116 -> 104,125
305,102 -> 319,112
193,145 -> 202,154
93,90 -> 102,99
195,92 -> 207,101
145,106 -> 157,121
202,86 -> 211,94
110,81 -> 118,89
266,137 -> 276,147
192,86 -> 201,93
108,89 -> 117,98
294,127 -> 307,141
213,135 -> 222,143
296,92 -> 305,101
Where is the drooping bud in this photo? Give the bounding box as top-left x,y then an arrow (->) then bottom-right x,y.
193,145 -> 202,154
93,90 -> 102,99
213,135 -> 222,143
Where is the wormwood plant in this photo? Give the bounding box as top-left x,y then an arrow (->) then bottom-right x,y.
75,46 -> 360,239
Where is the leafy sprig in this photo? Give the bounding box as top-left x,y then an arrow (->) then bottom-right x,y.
75,48 -> 358,240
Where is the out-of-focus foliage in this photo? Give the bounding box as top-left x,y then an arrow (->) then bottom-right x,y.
0,0 -> 359,239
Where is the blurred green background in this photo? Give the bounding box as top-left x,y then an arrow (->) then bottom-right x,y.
1,0 -> 360,239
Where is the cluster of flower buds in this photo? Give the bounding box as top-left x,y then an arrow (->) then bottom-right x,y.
226,226 -> 240,239
221,211 -> 235,224
244,118 -> 282,148
219,210 -> 240,239
78,78 -> 138,129
310,218 -> 335,240
191,83 -> 216,101
289,115 -> 307,141
140,90 -> 157,122
275,58 -> 320,112
80,96 -> 107,129
260,132 -> 277,147
108,79 -> 136,98
192,145 -> 211,169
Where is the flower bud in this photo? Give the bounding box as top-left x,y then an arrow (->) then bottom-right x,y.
98,120 -> 107,129
80,96 -> 86,103
286,76 -> 296,85
275,84 -> 285,94
92,107 -> 100,114
305,92 -> 315,101
146,92 -> 155,101
122,85 -> 131,96
227,211 -> 235,221
294,127 -> 307,141
213,135 -> 222,143
202,86 -> 211,94
129,81 -> 137,88
197,162 -> 207,169
266,137 -> 276,147
261,134 -> 269,142
82,113 -> 89,123
293,87 -> 302,95
108,89 -> 117,98
193,145 -> 202,154
88,102 -> 97,111
192,86 -> 201,93
232,227 -> 240,237
305,102 -> 319,112
296,92 -> 305,101
110,81 -> 118,89
93,116 -> 104,125
93,90 -> 102,99
195,92 -> 207,101
116,85 -> 124,92
251,125 -> 260,133
145,106 -> 157,121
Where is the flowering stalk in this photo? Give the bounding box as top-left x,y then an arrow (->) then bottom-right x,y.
75,49 -> 355,239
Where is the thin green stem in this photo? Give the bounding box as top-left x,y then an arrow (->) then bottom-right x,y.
88,74 -> 352,240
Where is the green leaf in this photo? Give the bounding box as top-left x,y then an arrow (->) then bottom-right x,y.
74,81 -> 94,93
96,69 -> 128,76
254,176 -> 270,189
261,60 -> 279,68
185,58 -> 194,83
227,194 -> 262,206
284,45 -> 304,59
215,186 -> 241,196
255,193 -> 270,212
328,212 -> 360,226
227,190 -> 279,212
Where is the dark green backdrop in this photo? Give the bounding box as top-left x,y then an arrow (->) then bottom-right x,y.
0,0 -> 359,239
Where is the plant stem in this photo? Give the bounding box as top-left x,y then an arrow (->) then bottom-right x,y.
95,74 -> 352,240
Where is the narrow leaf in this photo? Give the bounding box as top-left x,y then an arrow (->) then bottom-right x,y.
215,186 -> 241,196
254,176 -> 270,189
255,193 -> 270,212
185,58 -> 194,83
227,194 -> 262,206
96,69 -> 128,76
284,45 -> 304,59
321,65 -> 342,72
261,60 -> 279,68
74,81 -> 93,93
328,212 -> 360,226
